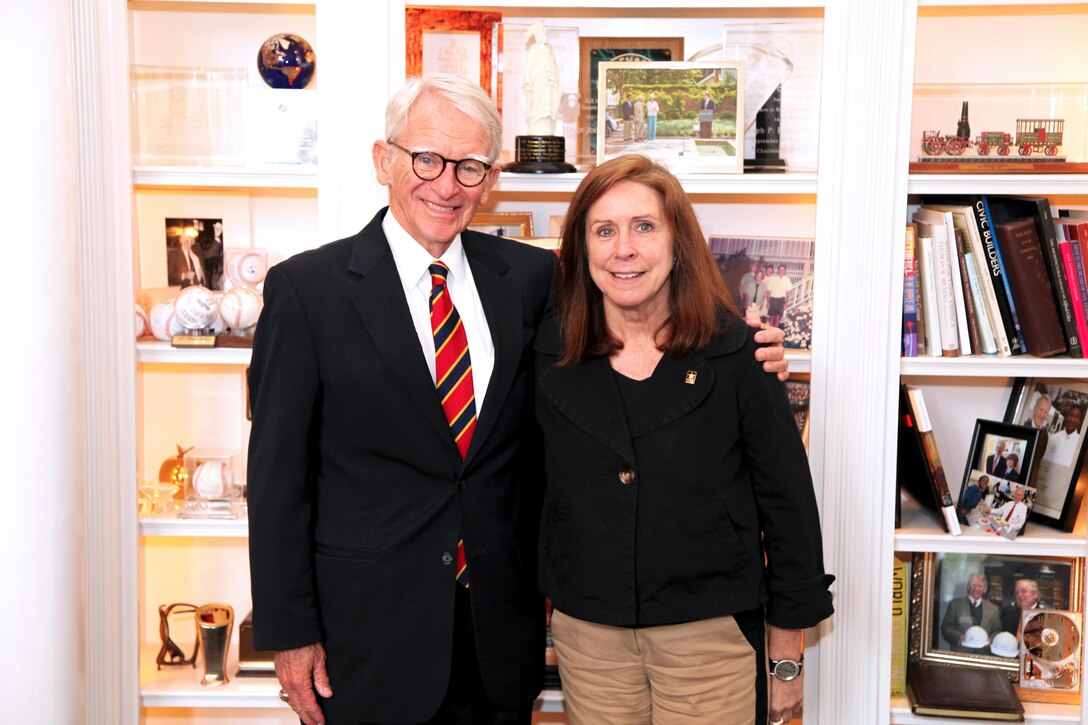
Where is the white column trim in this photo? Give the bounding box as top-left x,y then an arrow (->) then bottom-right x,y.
811,2 -> 916,723
70,0 -> 140,721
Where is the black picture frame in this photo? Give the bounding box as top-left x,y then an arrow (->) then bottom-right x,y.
956,419 -> 1046,539
1004,378 -> 1088,532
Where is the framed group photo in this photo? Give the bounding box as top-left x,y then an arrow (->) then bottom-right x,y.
1005,378 -> 1088,531
468,211 -> 535,238
909,550 -> 1082,701
595,60 -> 745,174
956,419 -> 1045,539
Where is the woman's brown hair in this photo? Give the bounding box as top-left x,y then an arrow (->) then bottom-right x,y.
555,154 -> 738,367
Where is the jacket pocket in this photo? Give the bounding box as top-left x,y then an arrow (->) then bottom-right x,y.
315,542 -> 381,560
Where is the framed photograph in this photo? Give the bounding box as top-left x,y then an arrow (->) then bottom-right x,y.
165,218 -> 225,291
707,235 -> 815,349
596,61 -> 745,174
577,37 -> 684,164
909,550 -> 1082,701
956,419 -> 1045,538
468,212 -> 534,238
784,373 -> 811,450
1005,378 -> 1088,531
405,8 -> 501,95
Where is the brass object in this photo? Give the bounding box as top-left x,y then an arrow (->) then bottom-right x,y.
156,603 -> 199,669
279,689 -> 290,702
685,370 -> 698,385
196,603 -> 235,686
172,332 -> 218,348
618,468 -> 636,485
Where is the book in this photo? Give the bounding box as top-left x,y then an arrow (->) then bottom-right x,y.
993,218 -> 1067,357
926,198 -> 1016,356
915,207 -> 969,355
985,195 -> 1081,358
897,384 -> 962,535
1055,221 -> 1088,354
903,224 -> 919,357
890,554 -> 910,699
914,230 -> 944,356
913,214 -> 959,356
1062,221 -> 1088,352
981,198 -> 1030,353
907,662 -> 1024,721
951,226 -> 982,355
964,250 -> 998,355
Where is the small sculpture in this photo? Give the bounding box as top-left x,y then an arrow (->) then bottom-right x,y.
523,21 -> 562,136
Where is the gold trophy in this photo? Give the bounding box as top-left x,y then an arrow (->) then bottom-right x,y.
195,603 -> 235,686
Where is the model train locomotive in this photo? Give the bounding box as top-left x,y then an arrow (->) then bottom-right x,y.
921,117 -> 1064,157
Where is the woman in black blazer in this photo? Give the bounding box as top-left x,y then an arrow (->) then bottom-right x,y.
536,155 -> 833,724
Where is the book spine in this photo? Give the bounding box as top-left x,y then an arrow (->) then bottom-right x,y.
931,226 -> 961,357
1058,235 -> 1088,350
964,252 -> 997,354
1034,201 -> 1082,357
974,199 -> 1022,354
903,225 -> 918,357
951,227 -> 981,355
890,554 -> 909,699
994,219 -> 1066,357
917,235 -> 944,356
980,197 -> 1026,353
1068,233 -> 1088,351
906,386 -> 962,536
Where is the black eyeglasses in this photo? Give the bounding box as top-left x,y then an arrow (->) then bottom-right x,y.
388,142 -> 493,188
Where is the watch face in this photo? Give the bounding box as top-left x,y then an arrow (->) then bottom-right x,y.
772,659 -> 801,681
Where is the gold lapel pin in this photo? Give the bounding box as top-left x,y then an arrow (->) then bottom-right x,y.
684,370 -> 697,385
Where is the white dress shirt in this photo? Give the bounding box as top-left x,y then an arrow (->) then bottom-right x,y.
383,213 -> 495,414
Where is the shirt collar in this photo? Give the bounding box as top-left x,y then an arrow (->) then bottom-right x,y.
383,211 -> 468,291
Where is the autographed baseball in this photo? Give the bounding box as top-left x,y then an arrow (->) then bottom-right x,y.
192,460 -> 232,500
174,285 -> 219,330
219,286 -> 264,330
227,251 -> 268,288
135,304 -> 150,338
149,300 -> 186,341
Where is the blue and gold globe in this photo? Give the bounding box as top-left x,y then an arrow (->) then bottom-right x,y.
257,33 -> 316,89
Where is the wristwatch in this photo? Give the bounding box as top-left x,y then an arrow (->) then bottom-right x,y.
769,654 -> 804,682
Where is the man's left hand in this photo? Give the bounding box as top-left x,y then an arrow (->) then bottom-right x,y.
747,312 -> 790,381
769,675 -> 803,724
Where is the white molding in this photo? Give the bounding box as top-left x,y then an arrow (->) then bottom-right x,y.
137,341 -> 253,365
908,174 -> 1088,196
73,0 -> 140,723
901,355 -> 1088,378
133,166 -> 318,189
496,172 -> 819,194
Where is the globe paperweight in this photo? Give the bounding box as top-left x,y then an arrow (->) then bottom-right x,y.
257,33 -> 316,89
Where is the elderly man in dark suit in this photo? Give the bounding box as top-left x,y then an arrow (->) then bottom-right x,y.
247,73 -> 791,725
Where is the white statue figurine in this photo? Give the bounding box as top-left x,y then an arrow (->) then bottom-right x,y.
523,21 -> 562,136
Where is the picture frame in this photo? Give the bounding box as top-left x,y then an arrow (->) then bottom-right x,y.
578,37 -> 685,164
405,8 -> 501,95
1004,377 -> 1088,532
467,212 -> 535,238
596,61 -> 746,174
957,419 -> 1046,539
909,550 -> 1082,702
783,373 -> 811,450
165,218 -> 225,291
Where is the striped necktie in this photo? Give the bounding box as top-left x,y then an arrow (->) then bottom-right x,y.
429,261 -> 474,586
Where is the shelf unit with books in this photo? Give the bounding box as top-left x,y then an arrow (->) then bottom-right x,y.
892,4 -> 1088,724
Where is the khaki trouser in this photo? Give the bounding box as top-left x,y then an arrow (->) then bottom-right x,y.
551,609 -> 760,724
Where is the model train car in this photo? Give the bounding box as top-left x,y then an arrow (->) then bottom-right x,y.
921,118 -> 1064,157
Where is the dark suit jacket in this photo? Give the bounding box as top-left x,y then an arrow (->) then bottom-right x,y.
533,313 -> 834,630
621,100 -> 634,120
984,453 -> 1014,479
166,245 -> 205,288
940,596 -> 1001,648
700,98 -> 716,111
248,209 -> 554,722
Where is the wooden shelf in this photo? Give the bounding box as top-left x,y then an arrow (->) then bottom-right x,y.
137,341 -> 252,365
895,494 -> 1087,556
133,165 -> 317,190
890,697 -> 1082,724
901,354 -> 1088,378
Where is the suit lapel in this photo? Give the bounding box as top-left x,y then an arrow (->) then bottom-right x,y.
346,211 -> 456,453
462,232 -> 520,464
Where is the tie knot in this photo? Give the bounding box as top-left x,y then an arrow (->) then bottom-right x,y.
429,261 -> 450,285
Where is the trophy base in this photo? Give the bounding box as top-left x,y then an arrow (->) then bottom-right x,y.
744,157 -> 788,174
172,331 -> 217,348
216,332 -> 255,348
504,135 -> 577,174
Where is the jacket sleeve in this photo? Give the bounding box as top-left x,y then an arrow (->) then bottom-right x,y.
735,334 -> 834,629
247,264 -> 325,650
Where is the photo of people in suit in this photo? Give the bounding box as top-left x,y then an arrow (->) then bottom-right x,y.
165,218 -> 224,289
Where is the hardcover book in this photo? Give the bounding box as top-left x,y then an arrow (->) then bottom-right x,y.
897,384 -> 962,535
925,197 -> 1018,355
907,662 -> 1024,721
915,231 -> 944,356
1055,221 -> 1088,353
915,208 -> 969,355
986,195 -> 1082,358
890,554 -> 910,699
903,224 -> 919,357
993,218 -> 1067,357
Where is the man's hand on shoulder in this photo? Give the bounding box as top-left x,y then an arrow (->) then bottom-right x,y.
275,642 -> 333,725
746,309 -> 790,381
